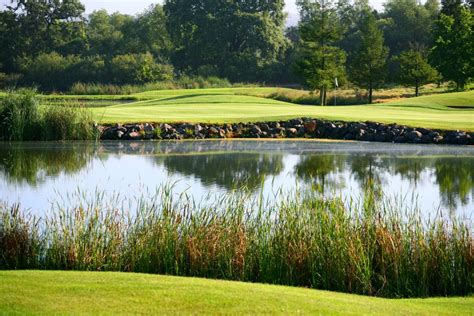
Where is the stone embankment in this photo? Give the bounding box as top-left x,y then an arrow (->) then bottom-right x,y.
99,118 -> 473,145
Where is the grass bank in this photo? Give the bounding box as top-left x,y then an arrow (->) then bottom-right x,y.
1,187 -> 472,298
1,271 -> 473,315
88,88 -> 474,131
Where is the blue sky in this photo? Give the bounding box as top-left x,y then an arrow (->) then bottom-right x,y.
1,0 -> 386,25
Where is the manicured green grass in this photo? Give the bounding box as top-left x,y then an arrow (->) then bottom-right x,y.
88,88 -> 474,131
1,271 -> 472,315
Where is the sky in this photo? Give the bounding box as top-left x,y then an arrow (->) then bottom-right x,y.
0,0 -> 386,26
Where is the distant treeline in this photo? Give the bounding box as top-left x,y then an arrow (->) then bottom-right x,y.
0,0 -> 472,98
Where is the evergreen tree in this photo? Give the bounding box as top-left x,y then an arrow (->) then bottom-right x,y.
394,50 -> 439,96
348,11 -> 388,103
294,0 -> 346,106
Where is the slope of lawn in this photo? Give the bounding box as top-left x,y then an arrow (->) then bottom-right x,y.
1,271 -> 473,315
90,88 -> 474,131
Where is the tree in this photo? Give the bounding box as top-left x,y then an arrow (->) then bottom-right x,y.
348,11 -> 388,103
1,0 -> 86,61
430,5 -> 473,90
394,50 -> 439,96
164,0 -> 288,82
382,0 -> 437,56
294,0 -> 346,106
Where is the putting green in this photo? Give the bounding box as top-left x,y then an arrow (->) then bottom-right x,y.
89,89 -> 474,131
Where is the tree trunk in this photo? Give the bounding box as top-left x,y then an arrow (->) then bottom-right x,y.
415,84 -> 419,97
320,87 -> 326,106
368,86 -> 373,104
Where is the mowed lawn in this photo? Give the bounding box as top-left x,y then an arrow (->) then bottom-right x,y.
1,271 -> 473,315
89,88 -> 474,131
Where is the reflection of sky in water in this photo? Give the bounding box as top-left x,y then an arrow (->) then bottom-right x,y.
0,141 -> 473,219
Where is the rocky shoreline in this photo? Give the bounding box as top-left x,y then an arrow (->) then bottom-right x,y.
99,118 -> 474,145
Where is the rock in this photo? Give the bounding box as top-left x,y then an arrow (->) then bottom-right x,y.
304,120 -> 317,133
260,123 -> 271,132
250,125 -> 262,136
286,128 -> 298,137
127,131 -> 142,140
208,127 -> 219,136
408,130 -> 423,142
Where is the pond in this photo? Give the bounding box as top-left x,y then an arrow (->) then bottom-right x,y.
0,140 -> 473,217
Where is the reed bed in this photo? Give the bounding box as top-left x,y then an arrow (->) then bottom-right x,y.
0,187 -> 472,298
0,89 -> 97,141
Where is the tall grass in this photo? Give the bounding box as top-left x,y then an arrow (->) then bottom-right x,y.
69,76 -> 247,95
0,187 -> 472,298
264,83 -> 456,106
0,90 -> 97,141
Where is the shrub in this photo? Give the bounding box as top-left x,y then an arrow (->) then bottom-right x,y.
109,53 -> 174,85
20,53 -> 81,91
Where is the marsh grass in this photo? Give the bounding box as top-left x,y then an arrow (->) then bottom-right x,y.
0,89 -> 97,141
0,187 -> 472,298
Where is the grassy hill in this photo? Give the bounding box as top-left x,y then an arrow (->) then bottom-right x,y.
86,88 -> 474,131
1,271 -> 473,315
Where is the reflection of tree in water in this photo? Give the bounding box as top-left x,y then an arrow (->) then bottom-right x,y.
347,154 -> 387,198
0,144 -> 93,186
157,153 -> 284,190
433,157 -> 473,209
295,154 -> 346,193
387,157 -> 428,186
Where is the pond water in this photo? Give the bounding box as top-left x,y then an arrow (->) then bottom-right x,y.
0,140 -> 473,217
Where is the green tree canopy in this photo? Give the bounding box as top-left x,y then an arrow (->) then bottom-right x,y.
164,0 -> 288,82
348,11 -> 389,104
394,49 -> 439,96
430,5 -> 473,90
294,0 -> 346,106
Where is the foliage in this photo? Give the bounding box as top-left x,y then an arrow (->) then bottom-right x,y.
382,0 -> 439,56
348,11 -> 389,103
394,50 -> 439,96
109,53 -> 174,85
1,187 -> 472,298
294,0 -> 347,105
164,0 -> 288,82
430,5 -> 474,90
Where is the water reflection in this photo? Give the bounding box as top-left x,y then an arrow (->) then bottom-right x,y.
0,141 -> 473,213
155,154 -> 283,190
0,143 -> 93,186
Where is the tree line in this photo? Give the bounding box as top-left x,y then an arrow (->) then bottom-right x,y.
0,0 -> 472,101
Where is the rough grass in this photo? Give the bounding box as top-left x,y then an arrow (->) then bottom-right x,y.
86,88 -> 474,131
1,271 -> 473,315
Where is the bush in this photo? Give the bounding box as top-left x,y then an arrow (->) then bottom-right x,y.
20,53 -> 81,91
109,53 -> 174,85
